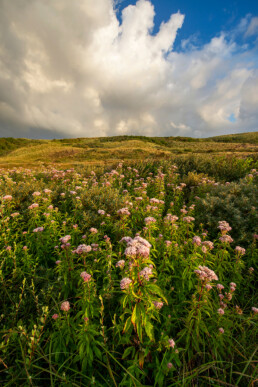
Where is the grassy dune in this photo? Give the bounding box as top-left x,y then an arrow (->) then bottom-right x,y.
0,132 -> 257,167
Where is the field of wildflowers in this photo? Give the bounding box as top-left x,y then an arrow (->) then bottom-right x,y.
0,158 -> 257,386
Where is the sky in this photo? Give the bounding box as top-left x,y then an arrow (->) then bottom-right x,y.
0,0 -> 257,139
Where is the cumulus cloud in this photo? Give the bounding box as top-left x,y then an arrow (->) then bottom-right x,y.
0,0 -> 257,138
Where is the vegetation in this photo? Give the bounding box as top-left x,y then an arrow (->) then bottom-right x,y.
0,132 -> 257,167
0,153 -> 257,386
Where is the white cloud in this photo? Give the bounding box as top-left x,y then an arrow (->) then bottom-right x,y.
245,17 -> 258,37
0,0 -> 257,139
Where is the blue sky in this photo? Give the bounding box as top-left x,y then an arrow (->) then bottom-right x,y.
0,0 -> 257,139
116,0 -> 258,49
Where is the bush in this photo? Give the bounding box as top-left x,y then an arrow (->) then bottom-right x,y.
194,175 -> 258,246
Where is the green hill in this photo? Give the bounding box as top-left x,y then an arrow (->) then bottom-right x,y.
0,132 -> 257,167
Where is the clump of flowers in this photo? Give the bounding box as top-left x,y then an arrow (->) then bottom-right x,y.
60,235 -> 71,244
3,195 -> 13,200
139,266 -> 153,281
120,277 -> 132,290
218,221 -> 232,234
80,271 -> 91,282
117,207 -> 131,216
219,235 -> 233,244
168,338 -> 175,348
183,216 -> 195,223
217,284 -> 224,291
144,217 -> 156,225
28,203 -> 39,210
194,266 -> 218,282
124,236 -> 151,258
61,301 -> 70,312
153,301 -> 163,309
235,246 -> 246,255
164,214 -> 179,223
33,227 -> 44,233
73,244 -> 92,254
116,260 -> 125,269
192,236 -> 202,246
202,241 -> 214,250
89,228 -> 98,234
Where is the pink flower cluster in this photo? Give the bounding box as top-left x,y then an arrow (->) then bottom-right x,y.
153,301 -> 163,309
28,203 -> 39,210
194,266 -> 218,282
183,216 -> 195,223
219,235 -> 233,244
124,236 -> 151,258
73,244 -> 92,254
164,214 -> 178,223
3,195 -> 13,200
90,228 -> 98,234
80,271 -> 91,282
235,246 -> 246,255
218,221 -> 232,234
60,301 -> 70,312
120,277 -> 132,290
117,208 -> 131,216
139,266 -> 153,281
116,260 -> 125,269
60,235 -> 71,244
168,338 -> 175,348
33,227 -> 44,233
144,217 -> 156,225
192,236 -> 202,246
202,241 -> 214,250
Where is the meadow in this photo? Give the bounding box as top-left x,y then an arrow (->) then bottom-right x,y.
0,134 -> 257,386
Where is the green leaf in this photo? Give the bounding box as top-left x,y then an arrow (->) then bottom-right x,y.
131,305 -> 137,324
123,316 -> 132,333
147,283 -> 168,304
122,346 -> 134,359
145,320 -> 154,341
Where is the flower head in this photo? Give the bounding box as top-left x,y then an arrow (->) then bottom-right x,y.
124,236 -> 151,258
194,266 -> 218,282
144,216 -> 156,225
80,271 -> 91,282
60,235 -> 71,244
116,260 -> 125,269
90,227 -> 98,234
219,235 -> 233,244
120,277 -> 132,290
33,227 -> 44,233
73,244 -> 92,254
153,301 -> 163,310
3,195 -> 13,201
61,301 -> 70,312
192,236 -> 202,246
168,338 -> 175,348
235,246 -> 246,255
139,266 -> 153,281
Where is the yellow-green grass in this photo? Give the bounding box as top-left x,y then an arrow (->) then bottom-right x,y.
0,133 -> 257,168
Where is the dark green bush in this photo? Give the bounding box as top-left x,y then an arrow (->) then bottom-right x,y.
194,175 -> 258,246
